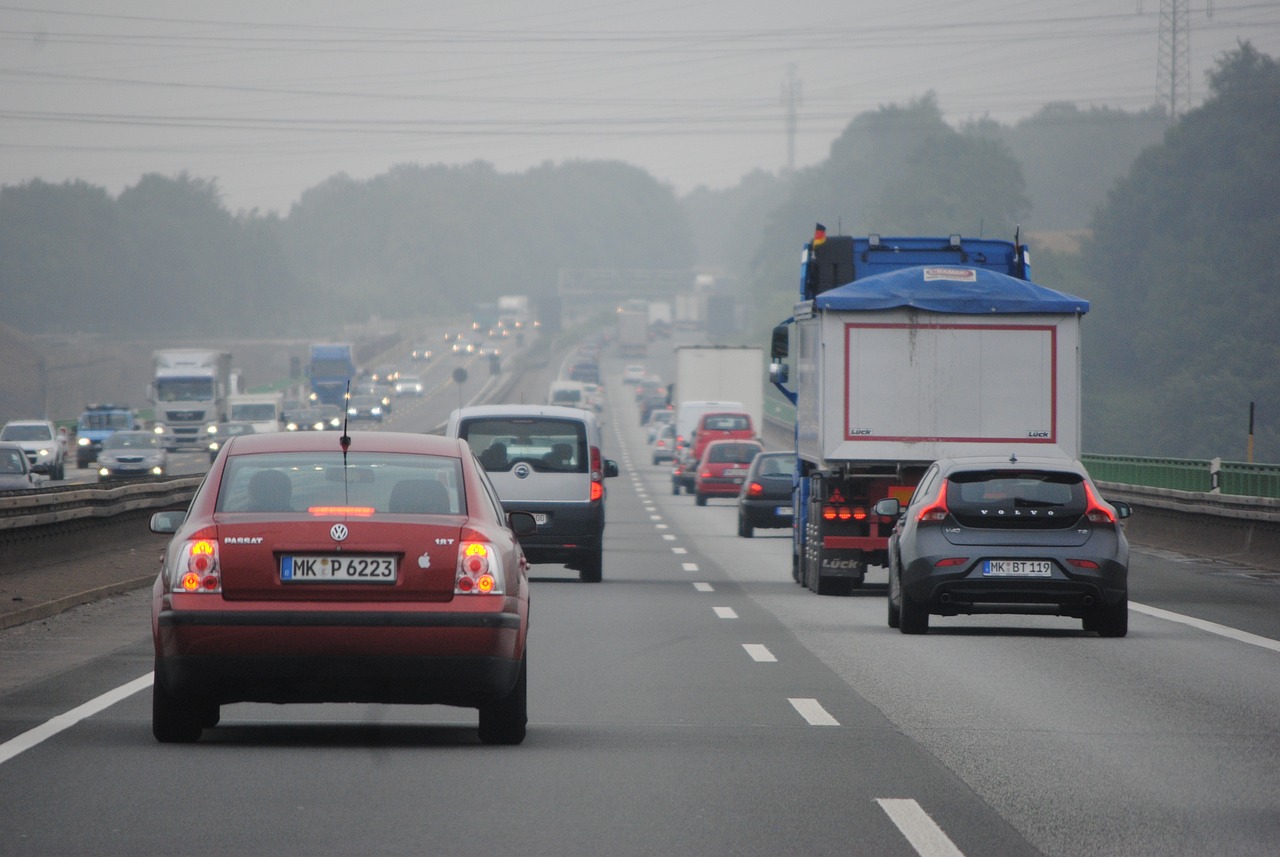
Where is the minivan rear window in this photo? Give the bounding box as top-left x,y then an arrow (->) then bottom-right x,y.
459,417 -> 588,474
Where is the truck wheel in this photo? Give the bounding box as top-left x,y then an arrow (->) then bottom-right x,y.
899,587 -> 929,635
1093,597 -> 1128,638
792,551 -> 802,584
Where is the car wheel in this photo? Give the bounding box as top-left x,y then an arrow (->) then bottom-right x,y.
152,675 -> 208,743
695,493 -> 707,507
77,455 -> 90,469
1093,597 -> 1129,638
899,585 -> 929,635
737,514 -> 753,538
55,461 -> 65,481
478,654 -> 527,745
671,482 -> 680,496
578,545 -> 603,583
887,567 -> 902,629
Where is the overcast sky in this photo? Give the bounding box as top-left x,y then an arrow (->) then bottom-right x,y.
3,1 -> 1278,214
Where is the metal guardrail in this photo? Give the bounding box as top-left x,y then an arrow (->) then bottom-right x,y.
0,477 -> 202,534
763,393 -> 1280,500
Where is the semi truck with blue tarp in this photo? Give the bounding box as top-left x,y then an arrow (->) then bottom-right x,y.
307,343 -> 357,406
769,231 -> 1091,595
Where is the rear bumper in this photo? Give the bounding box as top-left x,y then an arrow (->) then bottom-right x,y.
740,497 -> 793,528
901,558 -> 1128,616
155,607 -> 524,706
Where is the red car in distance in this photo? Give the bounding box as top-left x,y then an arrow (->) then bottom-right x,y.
149,430 -> 534,744
694,439 -> 765,506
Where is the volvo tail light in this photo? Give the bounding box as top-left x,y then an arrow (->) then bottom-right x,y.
917,482 -> 950,523
1083,483 -> 1116,524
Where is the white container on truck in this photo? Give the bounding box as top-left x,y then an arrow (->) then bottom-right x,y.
227,391 -> 284,434
672,345 -> 764,434
617,310 -> 648,358
771,233 -> 1090,595
150,349 -> 233,450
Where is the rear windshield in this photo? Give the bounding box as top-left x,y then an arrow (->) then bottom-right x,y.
755,454 -> 795,476
708,443 -> 763,464
946,469 -> 1086,526
458,417 -> 588,474
216,452 -> 464,515
702,414 -> 751,431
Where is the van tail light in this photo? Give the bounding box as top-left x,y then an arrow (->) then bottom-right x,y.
917,481 -> 950,523
456,534 -> 505,595
167,526 -> 221,593
589,445 -> 605,501
1083,483 -> 1116,524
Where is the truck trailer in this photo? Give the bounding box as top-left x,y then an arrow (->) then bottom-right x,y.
770,232 -> 1090,595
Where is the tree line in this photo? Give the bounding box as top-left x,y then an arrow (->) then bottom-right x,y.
0,44 -> 1274,460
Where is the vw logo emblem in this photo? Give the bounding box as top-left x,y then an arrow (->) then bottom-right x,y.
514,463 -> 531,479
330,523 -> 349,542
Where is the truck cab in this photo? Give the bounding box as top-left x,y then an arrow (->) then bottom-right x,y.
74,404 -> 138,468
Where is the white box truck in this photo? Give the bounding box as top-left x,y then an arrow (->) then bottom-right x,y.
227,391 -> 284,434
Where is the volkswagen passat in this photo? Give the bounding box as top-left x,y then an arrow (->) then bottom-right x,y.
878,456 -> 1131,637
149,430 -> 534,744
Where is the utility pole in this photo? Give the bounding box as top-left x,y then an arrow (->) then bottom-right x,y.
1157,0 -> 1192,119
780,64 -> 802,174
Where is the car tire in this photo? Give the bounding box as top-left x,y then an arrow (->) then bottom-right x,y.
899,585 -> 929,635
152,675 -> 208,743
671,482 -> 680,496
695,493 -> 707,507
1094,597 -> 1129,638
77,455 -> 90,469
737,514 -> 753,538
478,654 -> 527,745
887,567 -> 902,628
578,545 -> 603,583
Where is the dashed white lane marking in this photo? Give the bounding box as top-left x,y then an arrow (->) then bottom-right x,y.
693,582 -> 714,592
787,697 -> 839,726
681,562 -> 698,572
0,673 -> 152,766
875,798 -> 967,857
1130,601 -> 1280,653
649,515 -> 662,521
713,606 -> 738,619
672,547 -> 688,555
655,523 -> 669,529
663,534 -> 677,541
743,644 -> 776,662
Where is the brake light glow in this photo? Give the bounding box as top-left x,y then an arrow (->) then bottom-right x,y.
747,482 -> 764,497
455,540 -> 503,595
917,481 -> 950,523
307,506 -> 375,517
590,481 -> 604,502
1066,559 -> 1101,569
934,557 -> 968,568
1083,483 -> 1116,524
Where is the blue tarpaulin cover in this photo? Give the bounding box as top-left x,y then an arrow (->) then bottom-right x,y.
812,265 -> 1090,315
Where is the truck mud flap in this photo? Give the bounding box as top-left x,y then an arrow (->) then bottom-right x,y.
802,519 -> 864,596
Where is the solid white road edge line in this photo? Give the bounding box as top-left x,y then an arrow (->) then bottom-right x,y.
0,672 -> 153,766
1130,601 -> 1280,653
875,798 -> 967,857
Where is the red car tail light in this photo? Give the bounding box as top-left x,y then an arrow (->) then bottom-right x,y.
1083,483 -> 1116,524
589,445 -> 605,501
168,527 -> 221,593
747,482 -> 764,497
917,481 -> 951,523
456,539 -> 504,595
934,557 -> 968,568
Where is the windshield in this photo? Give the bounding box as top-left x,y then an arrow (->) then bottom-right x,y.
155,378 -> 214,402
310,358 -> 353,377
1,424 -> 53,441
0,447 -> 26,474
216,451 -> 464,515
104,433 -> 159,450
79,412 -> 132,431
230,404 -> 278,421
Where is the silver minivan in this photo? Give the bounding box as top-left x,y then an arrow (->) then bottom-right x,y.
446,405 -> 618,582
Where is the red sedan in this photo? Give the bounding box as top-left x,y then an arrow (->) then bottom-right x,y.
149,430 -> 534,744
694,439 -> 765,506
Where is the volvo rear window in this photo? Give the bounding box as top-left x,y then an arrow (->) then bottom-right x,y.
216,452 -> 464,515
946,469 -> 1086,526
458,417 -> 588,474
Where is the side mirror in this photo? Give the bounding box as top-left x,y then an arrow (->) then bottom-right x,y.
1110,500 -> 1132,520
507,511 -> 538,536
604,460 -> 619,478
150,510 -> 186,534
770,324 -> 789,360
872,498 -> 901,518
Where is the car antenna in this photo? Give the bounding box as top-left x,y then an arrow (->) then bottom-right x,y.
340,381 -> 352,505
